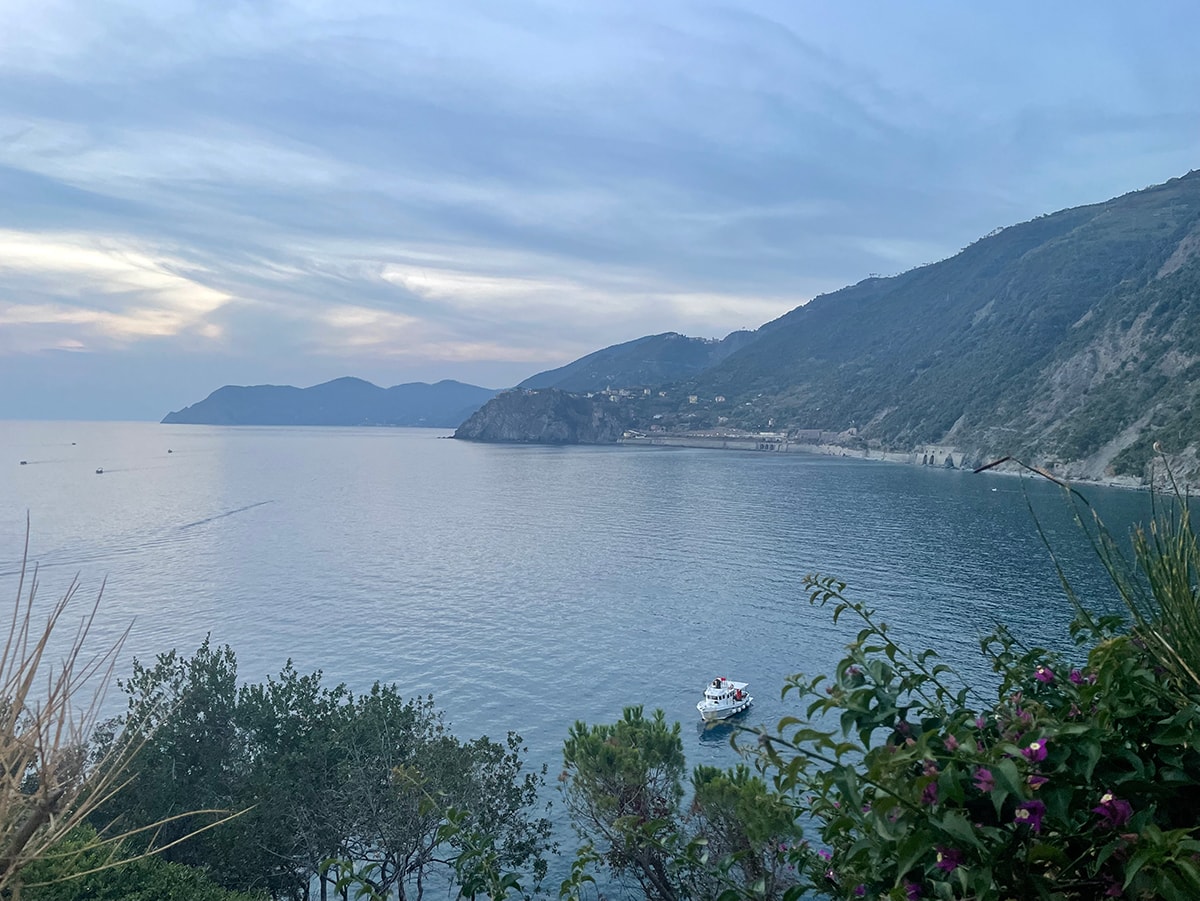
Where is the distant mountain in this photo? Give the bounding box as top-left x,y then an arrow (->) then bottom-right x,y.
460,169 -> 1200,485
518,330 -> 757,392
162,377 -> 498,427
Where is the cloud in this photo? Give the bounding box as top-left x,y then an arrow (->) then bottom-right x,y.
0,230 -> 233,351
2,1 -> 1200,417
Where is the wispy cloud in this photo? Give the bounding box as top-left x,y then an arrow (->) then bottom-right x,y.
0,231 -> 232,351
2,0 -> 1199,416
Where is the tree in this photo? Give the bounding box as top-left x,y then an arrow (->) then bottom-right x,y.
336,684 -> 551,901
93,638 -> 257,888
560,706 -> 686,901
689,765 -> 801,899
100,648 -> 552,901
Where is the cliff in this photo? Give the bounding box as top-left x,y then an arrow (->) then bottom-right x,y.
453,390 -> 632,444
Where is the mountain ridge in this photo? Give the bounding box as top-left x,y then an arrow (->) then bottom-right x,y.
458,169 -> 1200,485
163,378 -> 498,427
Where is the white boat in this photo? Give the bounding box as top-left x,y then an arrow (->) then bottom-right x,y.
697,676 -> 752,722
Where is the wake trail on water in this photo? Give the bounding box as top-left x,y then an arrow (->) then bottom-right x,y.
0,500 -> 276,577
178,500 -> 275,530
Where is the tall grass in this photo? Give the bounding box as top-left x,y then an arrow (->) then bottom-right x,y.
1,524 -> 237,894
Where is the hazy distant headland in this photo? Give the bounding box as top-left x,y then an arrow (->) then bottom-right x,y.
162,377 -> 498,428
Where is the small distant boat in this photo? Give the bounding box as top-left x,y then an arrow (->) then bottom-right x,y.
19,460 -> 27,465
95,468 -> 104,474
167,449 -> 173,454
697,676 -> 752,722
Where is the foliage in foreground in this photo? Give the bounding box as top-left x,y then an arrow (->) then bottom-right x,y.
18,825 -> 264,901
0,531 -> 236,897
742,480 -> 1200,900
92,643 -> 552,901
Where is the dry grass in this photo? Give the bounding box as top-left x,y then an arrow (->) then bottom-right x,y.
0,524 -> 239,895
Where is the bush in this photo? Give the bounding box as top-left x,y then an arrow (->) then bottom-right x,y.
751,481 -> 1200,900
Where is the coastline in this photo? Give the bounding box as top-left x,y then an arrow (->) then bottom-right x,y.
619,432 -> 1149,493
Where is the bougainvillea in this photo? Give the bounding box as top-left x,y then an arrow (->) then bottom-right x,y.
752,503 -> 1200,901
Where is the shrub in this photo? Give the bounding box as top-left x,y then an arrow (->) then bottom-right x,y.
751,479 -> 1200,900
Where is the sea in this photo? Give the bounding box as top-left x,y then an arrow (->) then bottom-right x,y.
0,421 -> 1155,878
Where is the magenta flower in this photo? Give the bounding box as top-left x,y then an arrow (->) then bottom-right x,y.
943,733 -> 959,751
1035,665 -> 1054,684
973,767 -> 994,792
1027,774 -> 1048,790
1069,668 -> 1084,685
1022,738 -> 1048,763
817,848 -> 832,861
854,885 -> 866,897
1014,800 -> 1046,832
922,781 -> 938,805
905,882 -> 923,901
935,846 -> 963,873
1093,792 -> 1134,829
975,716 -> 987,730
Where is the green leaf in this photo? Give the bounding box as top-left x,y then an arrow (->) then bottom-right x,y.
937,811 -> 982,850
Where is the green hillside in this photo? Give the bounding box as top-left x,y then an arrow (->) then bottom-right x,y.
465,170 -> 1200,484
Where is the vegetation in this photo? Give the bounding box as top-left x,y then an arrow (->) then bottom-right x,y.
19,825 -> 264,901
92,643 -> 552,901
0,531 -> 236,898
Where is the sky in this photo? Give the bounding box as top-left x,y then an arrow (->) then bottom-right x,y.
2,1 -> 1199,420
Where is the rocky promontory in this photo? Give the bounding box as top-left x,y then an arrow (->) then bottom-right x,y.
453,389 -> 631,443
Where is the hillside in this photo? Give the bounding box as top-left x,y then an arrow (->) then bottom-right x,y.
454,389 -> 632,443
462,170 -> 1200,484
518,330 -> 757,392
162,378 -> 498,427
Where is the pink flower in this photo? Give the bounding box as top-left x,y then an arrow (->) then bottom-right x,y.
922,781 -> 938,805
1014,800 -> 1046,833
1022,739 -> 1048,763
943,734 -> 959,751
1035,666 -> 1054,684
973,767 -> 994,792
1093,792 -> 1134,829
817,848 -> 832,861
935,846 -> 963,873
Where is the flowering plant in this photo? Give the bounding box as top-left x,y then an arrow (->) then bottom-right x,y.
752,483 -> 1200,900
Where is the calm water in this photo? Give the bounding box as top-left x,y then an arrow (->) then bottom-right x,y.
1,421 -> 1152,815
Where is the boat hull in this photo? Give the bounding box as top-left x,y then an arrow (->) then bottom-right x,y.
697,697 -> 753,722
